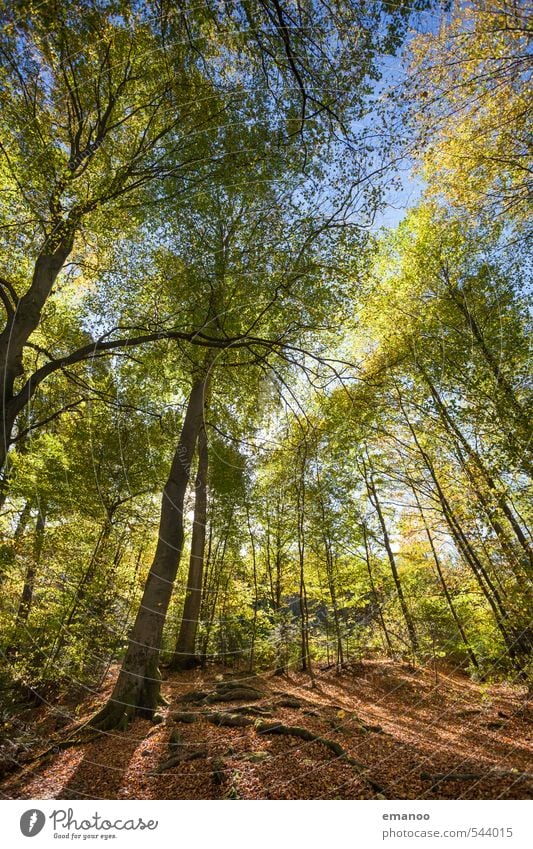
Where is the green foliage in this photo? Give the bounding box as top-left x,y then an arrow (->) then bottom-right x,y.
0,1 -> 530,713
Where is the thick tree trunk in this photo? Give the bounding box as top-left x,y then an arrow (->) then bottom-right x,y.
0,238 -> 73,472
91,375 -> 208,729
169,422 -> 209,670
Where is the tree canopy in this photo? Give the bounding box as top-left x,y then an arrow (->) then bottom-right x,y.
0,0 -> 531,801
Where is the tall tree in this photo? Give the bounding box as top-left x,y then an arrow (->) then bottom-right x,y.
407,0 -> 532,229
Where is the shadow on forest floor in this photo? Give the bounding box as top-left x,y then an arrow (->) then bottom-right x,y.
1,660 -> 531,800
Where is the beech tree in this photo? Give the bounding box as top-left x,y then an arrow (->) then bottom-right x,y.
0,0 -> 418,478
1,0 -> 530,741
407,0 -> 532,228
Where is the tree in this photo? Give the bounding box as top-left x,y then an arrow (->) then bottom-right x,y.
0,0 -> 227,472
0,0 -> 419,477
169,417 -> 209,669
90,129 -> 352,720
407,0 -> 532,228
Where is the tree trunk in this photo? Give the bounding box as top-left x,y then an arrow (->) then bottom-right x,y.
0,237 -> 73,473
91,375 -> 208,729
400,401 -> 523,666
6,504 -> 47,659
50,517 -> 113,664
323,533 -> 344,669
15,504 -> 47,625
169,422 -> 209,670
315,482 -> 344,669
296,463 -> 313,681
429,461 -> 519,662
0,501 -> 31,585
448,288 -> 530,430
410,484 -> 479,669
13,501 -> 32,542
421,368 -> 533,576
363,458 -> 418,654
265,497 -> 286,675
362,523 -> 393,656
246,504 -> 259,673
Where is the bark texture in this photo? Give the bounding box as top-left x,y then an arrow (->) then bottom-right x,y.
91,375 -> 208,729
170,422 -> 209,670
0,236 -> 73,471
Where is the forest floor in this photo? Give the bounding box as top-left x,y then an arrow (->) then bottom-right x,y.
1,659 -> 531,800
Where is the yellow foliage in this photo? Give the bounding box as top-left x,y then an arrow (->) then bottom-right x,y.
408,1 -> 531,226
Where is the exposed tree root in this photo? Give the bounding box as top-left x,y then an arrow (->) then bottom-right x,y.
170,710 -> 198,723
221,705 -> 274,717
203,712 -> 252,728
202,711 -> 387,796
179,690 -> 211,704
152,748 -> 207,773
275,697 -> 302,709
180,680 -> 264,705
89,701 -> 138,732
